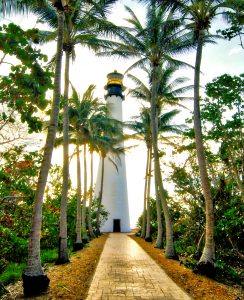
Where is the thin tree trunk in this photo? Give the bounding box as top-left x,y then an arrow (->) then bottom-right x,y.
57,49 -> 70,265
150,65 -> 176,258
96,156 -> 105,235
155,183 -> 164,248
82,143 -> 89,242
74,130 -> 83,250
141,147 -> 150,238
197,229 -> 205,252
154,108 -> 164,249
22,11 -> 64,296
227,234 -> 244,259
222,130 -> 243,197
88,151 -> 95,238
194,30 -> 215,275
229,154 -> 244,197
145,147 -> 152,241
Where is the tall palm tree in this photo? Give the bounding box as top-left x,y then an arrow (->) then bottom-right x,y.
86,113 -> 112,237
87,143 -> 95,238
33,0 -> 118,263
128,106 -> 185,247
100,3 -> 193,258
0,0 -> 71,294
68,84 -> 108,244
153,0 -> 239,275
128,109 -> 153,241
92,116 -> 125,235
183,0 -> 237,276
21,0 -> 67,296
127,63 -> 191,251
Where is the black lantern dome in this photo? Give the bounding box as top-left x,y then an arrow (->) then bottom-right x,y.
105,70 -> 125,99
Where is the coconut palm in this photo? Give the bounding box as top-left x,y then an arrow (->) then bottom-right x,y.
17,1 -> 68,296
20,0 -> 68,296
95,134 -> 125,235
182,0 -> 238,276
0,0 -> 70,294
127,62 -> 191,251
87,112 -> 125,235
128,106 -> 185,247
87,143 -> 95,238
99,2 -> 193,257
152,0 -> 239,274
127,108 -> 153,240
0,0 -> 28,15
33,0 -> 118,263
68,84 -> 109,243
86,113 -> 113,237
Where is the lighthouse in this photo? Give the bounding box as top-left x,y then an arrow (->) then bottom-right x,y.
95,71 -> 130,232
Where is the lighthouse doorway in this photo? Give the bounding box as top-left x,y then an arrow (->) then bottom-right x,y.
113,219 -> 121,232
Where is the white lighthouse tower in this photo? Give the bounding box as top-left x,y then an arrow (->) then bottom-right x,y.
95,71 -> 130,232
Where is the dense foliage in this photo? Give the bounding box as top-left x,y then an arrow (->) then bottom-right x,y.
0,23 -> 53,133
137,74 -> 243,285
0,146 -> 108,294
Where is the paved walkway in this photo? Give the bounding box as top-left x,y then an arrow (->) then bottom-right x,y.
86,233 -> 192,300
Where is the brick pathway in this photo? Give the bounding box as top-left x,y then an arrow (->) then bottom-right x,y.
86,233 -> 192,300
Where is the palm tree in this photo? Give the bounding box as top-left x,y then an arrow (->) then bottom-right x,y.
0,0 -> 71,294
182,0 -> 235,276
33,0 -> 119,261
100,3 -> 193,258
153,0 -> 239,275
21,0 -> 67,296
128,106 -> 185,247
86,114 -> 112,238
0,0 -> 28,15
127,62 -> 191,252
87,143 -> 95,238
92,116 -> 125,235
68,84 -> 109,244
128,108 -> 153,241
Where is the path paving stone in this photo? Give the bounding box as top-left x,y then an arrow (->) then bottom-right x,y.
86,233 -> 192,300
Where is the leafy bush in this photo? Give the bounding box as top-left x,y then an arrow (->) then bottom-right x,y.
216,259 -> 241,284
0,226 -> 28,263
183,257 -> 198,270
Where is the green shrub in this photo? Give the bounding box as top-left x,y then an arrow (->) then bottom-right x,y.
41,249 -> 58,264
183,257 -> 198,269
216,259 -> 241,284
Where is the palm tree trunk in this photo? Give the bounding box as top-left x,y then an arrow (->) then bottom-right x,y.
194,30 -> 215,276
96,155 -> 105,235
150,65 -> 176,258
155,184 -> 164,248
73,130 -> 83,251
22,11 -> 64,296
88,151 -> 95,238
57,49 -> 70,265
145,147 -> 152,242
82,143 -> 89,242
141,147 -> 150,238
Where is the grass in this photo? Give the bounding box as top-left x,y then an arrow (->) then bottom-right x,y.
1,235 -> 108,299
41,249 -> 58,264
0,262 -> 26,296
0,248 -> 59,296
0,262 -> 26,286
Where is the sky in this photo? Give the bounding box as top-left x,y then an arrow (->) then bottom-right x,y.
0,0 -> 243,227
